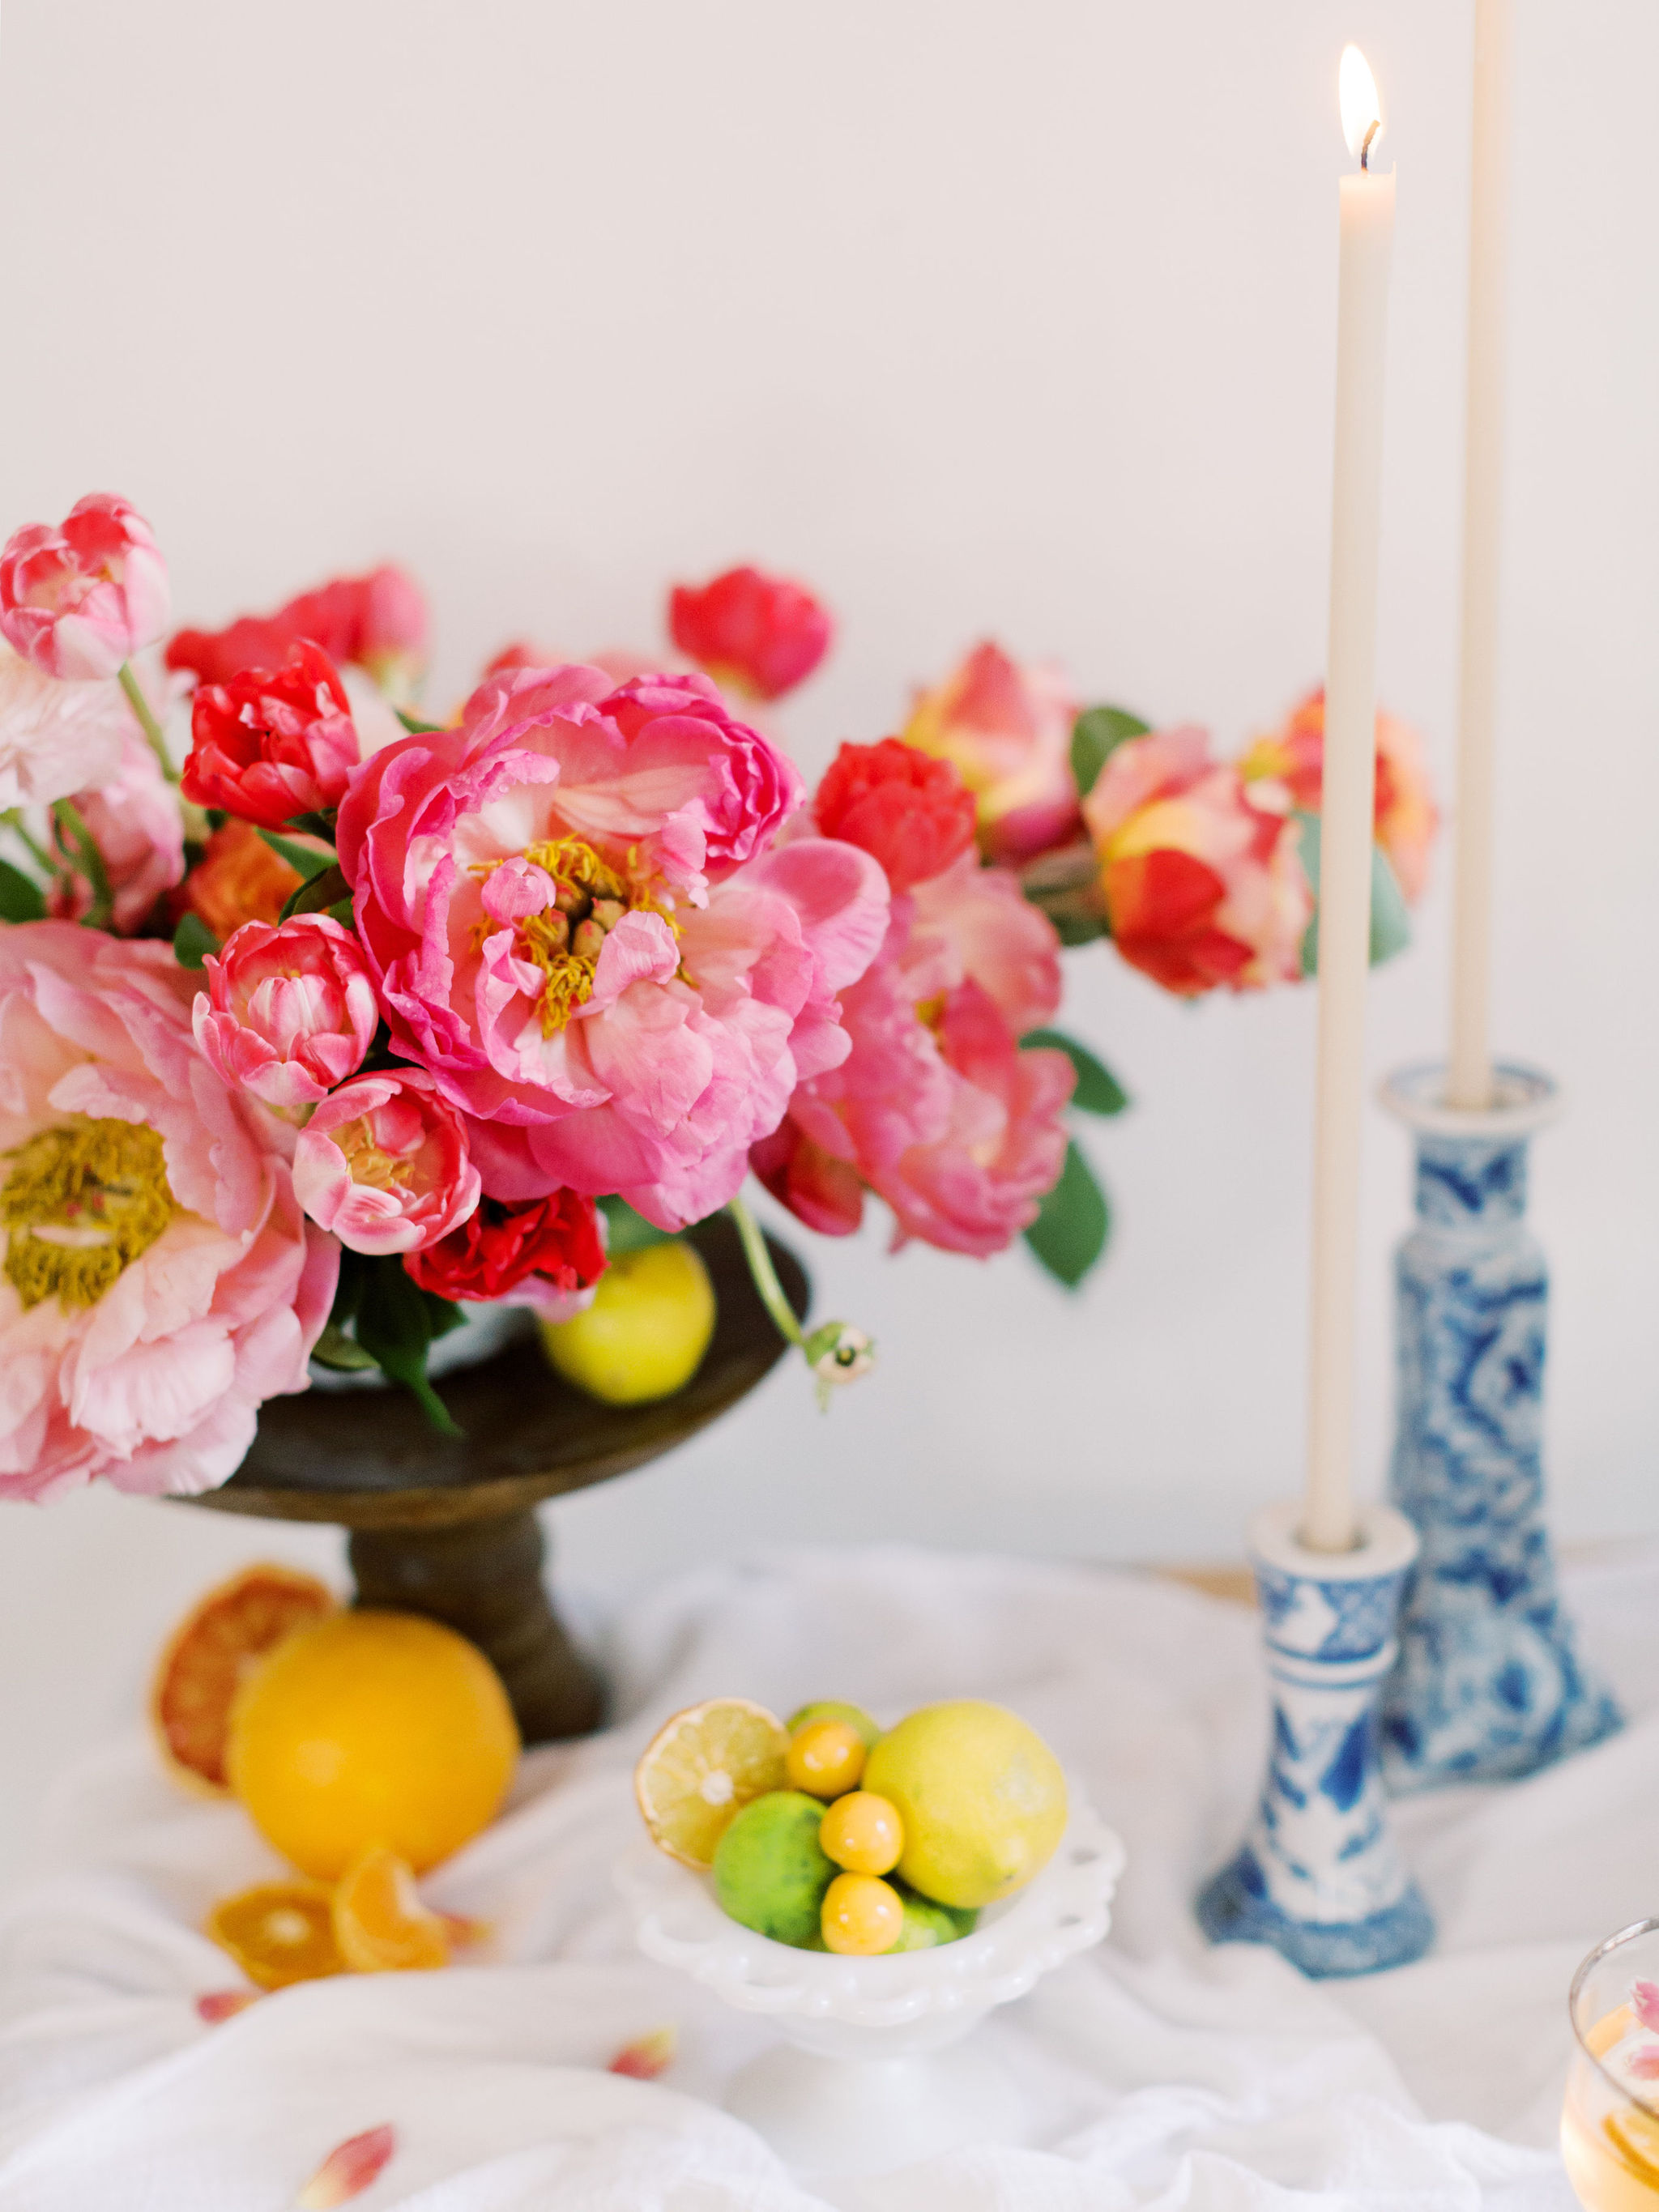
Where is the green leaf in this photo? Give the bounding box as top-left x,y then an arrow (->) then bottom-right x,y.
172,913 -> 220,970
396,710 -> 444,735
1071,705 -> 1150,799
1294,811 -> 1414,974
421,1289 -> 466,1340
309,1321 -> 379,1372
354,1258 -> 463,1435
258,828 -> 335,880
599,1194 -> 670,1255
1022,1028 -> 1128,1115
326,897 -> 356,927
1017,841 -> 1110,945
0,860 -> 46,922
287,810 -> 338,841
279,862 -> 351,923
1023,1140 -> 1111,1289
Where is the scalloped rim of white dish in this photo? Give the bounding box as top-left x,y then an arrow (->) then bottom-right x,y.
616,1792 -> 1125,2031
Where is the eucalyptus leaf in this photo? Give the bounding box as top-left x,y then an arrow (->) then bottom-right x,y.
1023,1140 -> 1111,1289
0,860 -> 46,923
172,913 -> 220,970
1071,705 -> 1150,799
258,828 -> 335,880
1022,1029 -> 1128,1115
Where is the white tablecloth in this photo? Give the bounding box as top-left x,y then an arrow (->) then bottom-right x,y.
2,1541 -> 1656,2211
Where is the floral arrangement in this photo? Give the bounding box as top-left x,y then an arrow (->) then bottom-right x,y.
0,492 -> 1435,1504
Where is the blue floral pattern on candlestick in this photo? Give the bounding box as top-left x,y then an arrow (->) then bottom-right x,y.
1380,1076 -> 1621,1790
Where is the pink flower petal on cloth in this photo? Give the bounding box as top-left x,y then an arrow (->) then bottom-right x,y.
195,1989 -> 259,2024
1634,1980 -> 1659,2033
1628,2046 -> 1659,2079
296,2125 -> 396,2209
609,2026 -> 676,2080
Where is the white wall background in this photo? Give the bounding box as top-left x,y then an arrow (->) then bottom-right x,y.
0,1 -> 1655,1877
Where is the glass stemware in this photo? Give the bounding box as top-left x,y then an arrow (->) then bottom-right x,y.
1563,1919 -> 1659,2212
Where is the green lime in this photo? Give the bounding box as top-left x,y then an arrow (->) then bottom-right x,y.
783,1701 -> 882,1749
890,1886 -> 979,1950
712,1790 -> 836,1946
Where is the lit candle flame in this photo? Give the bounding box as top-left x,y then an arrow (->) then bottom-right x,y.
1339,45 -> 1384,168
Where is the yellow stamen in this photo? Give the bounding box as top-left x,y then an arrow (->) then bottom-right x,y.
469,835 -> 684,1037
2,1120 -> 175,1310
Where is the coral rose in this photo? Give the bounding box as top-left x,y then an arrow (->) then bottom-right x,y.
404,1190 -> 605,1322
1239,687 -> 1439,905
167,564 -> 428,699
1081,726 -> 1311,998
47,727 -> 186,934
753,850 -> 1074,1256
194,915 -> 378,1112
182,641 -> 360,829
173,821 -> 307,942
0,923 -> 336,1500
812,738 -> 977,893
668,565 -> 832,701
338,663 -> 885,1229
293,1068 -> 480,1257
0,493 -> 171,681
902,642 -> 1081,865
0,646 -> 134,809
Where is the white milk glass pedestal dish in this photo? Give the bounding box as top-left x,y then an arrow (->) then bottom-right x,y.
617,1796 -> 1124,2177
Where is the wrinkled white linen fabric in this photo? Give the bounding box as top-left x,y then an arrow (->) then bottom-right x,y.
1,1541 -> 1654,2212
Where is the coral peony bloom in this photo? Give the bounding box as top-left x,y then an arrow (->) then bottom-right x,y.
194,915 -> 378,1112
812,738 -> 977,893
173,820 -> 306,942
1239,687 -> 1439,905
753,850 -> 1073,1257
338,663 -> 886,1229
403,1188 -> 605,1321
182,641 -> 360,829
0,493 -> 171,681
1081,726 -> 1311,998
0,924 -> 336,1500
902,641 -> 1081,865
293,1069 -> 480,1257
0,646 -> 132,810
47,728 -> 186,934
668,565 -> 832,701
166,565 -> 428,698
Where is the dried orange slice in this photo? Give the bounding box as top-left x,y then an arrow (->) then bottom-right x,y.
332,1846 -> 450,1973
634,1697 -> 789,1869
151,1562 -> 335,1795
206,1878 -> 344,1989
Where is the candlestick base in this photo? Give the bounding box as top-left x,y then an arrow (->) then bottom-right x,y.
1376,1064 -> 1620,1792
1196,1500 -> 1434,1979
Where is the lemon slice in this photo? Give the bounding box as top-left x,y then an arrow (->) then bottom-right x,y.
634,1697 -> 789,1868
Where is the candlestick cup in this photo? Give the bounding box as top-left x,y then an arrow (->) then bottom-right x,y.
1196,1499 -> 1434,1978
1377,1063 -> 1619,1790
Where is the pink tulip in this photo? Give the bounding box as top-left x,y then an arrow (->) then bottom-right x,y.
194,916 -> 379,1111
294,1068 -> 480,1255
0,493 -> 170,680
902,642 -> 1081,865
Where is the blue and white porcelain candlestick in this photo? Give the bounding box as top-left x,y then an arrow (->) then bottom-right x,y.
1197,1500 -> 1435,1977
1377,1063 -> 1620,1789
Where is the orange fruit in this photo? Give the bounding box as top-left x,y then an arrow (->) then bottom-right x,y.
821,1872 -> 905,1954
634,1698 -> 790,1869
786,1719 -> 867,1800
206,1878 -> 344,1989
151,1562 -> 335,1795
226,1610 -> 519,1880
332,1846 -> 450,1972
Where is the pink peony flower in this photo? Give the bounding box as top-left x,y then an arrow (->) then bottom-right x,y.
668,565 -> 832,701
337,664 -> 885,1229
902,642 -> 1081,865
0,646 -> 134,809
1239,688 -> 1439,906
293,1068 -> 480,1256
0,924 -> 337,1501
753,850 -> 1074,1256
194,915 -> 379,1112
1082,725 -> 1311,998
46,727 -> 186,934
0,494 -> 171,680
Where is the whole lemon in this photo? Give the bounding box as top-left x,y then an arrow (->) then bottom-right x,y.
863,1700 -> 1067,1911
539,1239 -> 715,1405
226,1611 -> 518,1879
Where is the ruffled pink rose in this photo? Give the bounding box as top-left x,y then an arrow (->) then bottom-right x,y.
902,642 -> 1081,865
0,493 -> 171,680
45,727 -> 186,934
0,646 -> 133,810
0,925 -> 337,1501
338,664 -> 885,1229
753,851 -> 1074,1256
293,1068 -> 480,1256
1082,725 -> 1311,998
194,915 -> 379,1112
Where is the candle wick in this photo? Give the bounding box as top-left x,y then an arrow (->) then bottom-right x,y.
1360,118 -> 1380,171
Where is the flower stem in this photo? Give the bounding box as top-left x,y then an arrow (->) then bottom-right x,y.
117,661 -> 177,782
52,799 -> 113,929
727,1191 -> 804,1349
2,809 -> 55,876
